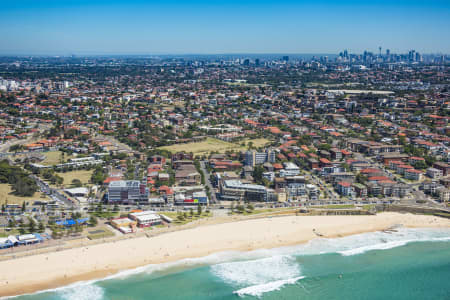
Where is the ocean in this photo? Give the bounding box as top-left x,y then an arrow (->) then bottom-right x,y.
10,228 -> 450,300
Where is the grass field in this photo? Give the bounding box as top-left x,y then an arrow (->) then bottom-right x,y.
87,227 -> 115,240
41,151 -> 73,166
161,211 -> 212,225
311,204 -> 356,209
158,137 -> 270,156
241,138 -> 271,148
0,228 -> 20,237
55,170 -> 94,187
0,183 -> 47,205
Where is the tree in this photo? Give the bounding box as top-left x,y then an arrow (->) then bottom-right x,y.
356,173 -> 367,184
197,205 -> 202,215
13,177 -> 37,197
96,202 -> 103,213
19,222 -> 26,234
318,143 -> 332,151
72,179 -> 82,187
51,226 -> 61,239
56,175 -> 64,186
28,217 -> 36,233
89,215 -> 98,227
9,144 -> 24,153
75,223 -> 83,234
414,160 -> 427,170
38,221 -> 45,233
252,165 -> 265,184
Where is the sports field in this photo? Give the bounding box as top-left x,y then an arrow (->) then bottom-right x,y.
158,137 -> 270,156
55,170 -> 94,187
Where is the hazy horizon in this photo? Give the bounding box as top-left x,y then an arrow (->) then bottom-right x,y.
1,0 -> 449,55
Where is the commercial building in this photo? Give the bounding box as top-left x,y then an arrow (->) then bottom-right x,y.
220,180 -> 276,202
174,191 -> 209,205
108,180 -> 149,204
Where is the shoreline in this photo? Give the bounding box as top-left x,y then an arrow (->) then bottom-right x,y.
1,212 -> 449,297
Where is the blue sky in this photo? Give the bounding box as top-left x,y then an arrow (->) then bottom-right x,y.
0,0 -> 449,55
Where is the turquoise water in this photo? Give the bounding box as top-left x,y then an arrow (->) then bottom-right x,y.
11,228 -> 450,300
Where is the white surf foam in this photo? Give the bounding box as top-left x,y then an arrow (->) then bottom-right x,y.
104,249 -> 275,281
4,228 -> 449,299
338,240 -> 413,256
234,276 -> 305,298
211,255 -> 303,297
336,230 -> 450,256
59,283 -> 104,300
1,279 -> 106,300
211,255 -> 301,287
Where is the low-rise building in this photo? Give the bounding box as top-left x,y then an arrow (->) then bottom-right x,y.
405,169 -> 423,181
352,183 -> 368,197
111,217 -> 137,233
426,167 -> 443,179
336,181 -> 354,196
280,162 -> 300,177
129,211 -> 162,227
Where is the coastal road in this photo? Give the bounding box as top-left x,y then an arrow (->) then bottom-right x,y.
31,175 -> 76,208
200,160 -> 217,205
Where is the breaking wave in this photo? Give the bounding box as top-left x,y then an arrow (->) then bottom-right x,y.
4,228 -> 450,299
234,276 -> 305,297
58,283 -> 104,300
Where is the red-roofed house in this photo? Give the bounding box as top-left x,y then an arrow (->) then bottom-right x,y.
319,158 -> 332,167
336,181 -> 354,196
368,176 -> 391,183
405,169 -> 423,181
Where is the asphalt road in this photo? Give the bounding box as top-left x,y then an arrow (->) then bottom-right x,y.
200,160 -> 217,204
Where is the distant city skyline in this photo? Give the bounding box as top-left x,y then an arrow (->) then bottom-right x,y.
1,0 -> 449,55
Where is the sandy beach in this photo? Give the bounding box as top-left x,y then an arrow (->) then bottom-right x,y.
0,212 -> 449,297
